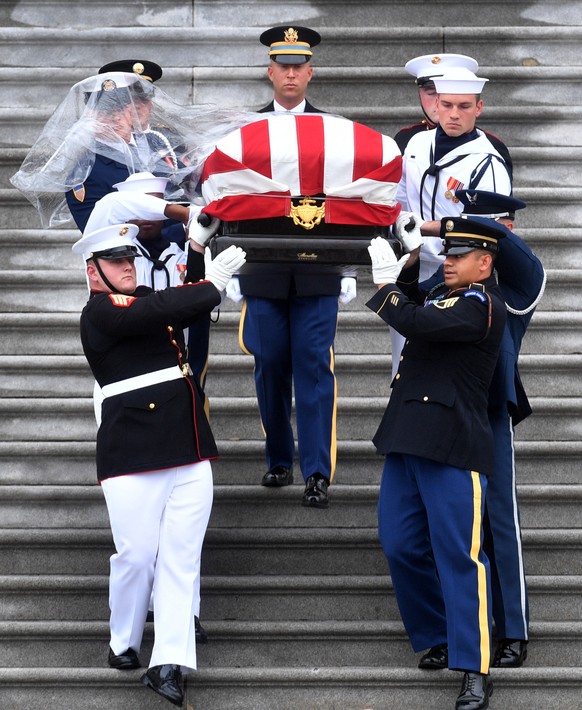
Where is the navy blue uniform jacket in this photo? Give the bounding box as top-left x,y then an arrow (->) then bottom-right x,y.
366,273 -> 507,476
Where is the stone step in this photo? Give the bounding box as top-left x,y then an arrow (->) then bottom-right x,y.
0,482 -> 579,530
0,438 -> 578,486
0,265 -> 574,312
4,0 -> 581,31
0,567 -> 580,622
2,104 -> 581,151
0,665 -> 579,710
1,25 -> 582,70
0,225 -> 578,271
1,352 -> 580,399
0,393 -> 580,443
0,309 -> 579,356
0,618 -> 580,669
2,65 -> 581,110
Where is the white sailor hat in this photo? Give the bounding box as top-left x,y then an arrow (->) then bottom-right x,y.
433,67 -> 489,94
113,171 -> 168,194
72,223 -> 141,262
404,54 -> 478,86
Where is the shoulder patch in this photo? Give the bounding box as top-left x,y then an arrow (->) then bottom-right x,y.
108,294 -> 137,307
463,290 -> 488,303
72,184 -> 86,203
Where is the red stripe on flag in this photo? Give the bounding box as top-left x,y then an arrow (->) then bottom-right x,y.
352,122 -> 384,181
241,120 -> 272,178
296,115 -> 325,195
202,193 -> 291,222
326,198 -> 401,226
201,148 -> 247,181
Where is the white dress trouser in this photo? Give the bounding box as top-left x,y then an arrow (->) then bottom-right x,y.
101,460 -> 213,672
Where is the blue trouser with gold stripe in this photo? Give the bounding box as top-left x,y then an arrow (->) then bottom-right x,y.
485,407 -> 529,641
241,294 -> 338,482
378,453 -> 492,674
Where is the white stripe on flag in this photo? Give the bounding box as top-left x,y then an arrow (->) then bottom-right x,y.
323,117 -> 356,192
268,115 -> 301,194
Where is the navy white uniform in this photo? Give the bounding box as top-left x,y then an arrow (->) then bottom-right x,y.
397,127 -> 512,280
238,98 -> 341,483
367,249 -> 507,674
80,248 -> 220,671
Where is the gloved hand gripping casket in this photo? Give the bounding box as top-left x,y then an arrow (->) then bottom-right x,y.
200,113 -> 403,264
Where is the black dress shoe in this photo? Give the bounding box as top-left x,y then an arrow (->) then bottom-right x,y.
108,646 -> 141,670
492,638 -> 528,667
418,642 -> 448,669
141,664 -> 184,707
195,615 -> 208,644
455,672 -> 493,710
261,465 -> 293,487
302,474 -> 329,508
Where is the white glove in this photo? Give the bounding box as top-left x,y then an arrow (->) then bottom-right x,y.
187,205 -> 221,247
395,211 -> 425,253
368,237 -> 410,285
225,277 -> 244,303
339,277 -> 357,304
204,245 -> 246,292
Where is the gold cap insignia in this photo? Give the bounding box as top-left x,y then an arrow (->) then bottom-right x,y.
445,219 -> 454,232
132,62 -> 145,75
432,56 -> 442,64
119,226 -> 129,236
284,27 -> 299,44
101,79 -> 117,91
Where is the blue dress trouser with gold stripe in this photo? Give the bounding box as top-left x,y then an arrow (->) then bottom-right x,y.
484,408 -> 529,641
241,294 -> 338,482
378,453 -> 492,674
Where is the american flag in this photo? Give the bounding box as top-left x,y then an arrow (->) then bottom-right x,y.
200,113 -> 402,226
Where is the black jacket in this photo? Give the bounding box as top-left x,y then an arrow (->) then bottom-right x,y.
366,273 -> 507,476
80,252 -> 221,480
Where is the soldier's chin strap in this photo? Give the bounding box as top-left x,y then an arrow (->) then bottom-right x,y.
93,258 -> 120,294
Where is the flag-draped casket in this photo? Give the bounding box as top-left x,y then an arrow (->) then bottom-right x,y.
200,113 -> 403,263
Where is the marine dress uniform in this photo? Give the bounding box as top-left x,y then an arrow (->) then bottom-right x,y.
366,217 -> 508,709
71,224 -> 243,706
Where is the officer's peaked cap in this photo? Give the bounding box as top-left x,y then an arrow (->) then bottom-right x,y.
439,216 -> 505,255
260,25 -> 321,64
98,59 -> 163,83
72,224 -> 141,262
457,189 -> 527,218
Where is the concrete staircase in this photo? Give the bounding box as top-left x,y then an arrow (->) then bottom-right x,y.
1,2 -> 581,708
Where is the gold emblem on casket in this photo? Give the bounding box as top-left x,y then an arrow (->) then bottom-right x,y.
288,197 -> 325,230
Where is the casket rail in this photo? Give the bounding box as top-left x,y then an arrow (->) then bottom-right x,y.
208,198 -> 402,265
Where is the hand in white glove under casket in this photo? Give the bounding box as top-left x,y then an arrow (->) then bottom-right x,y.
225,277 -> 244,303
204,245 -> 246,292
368,237 -> 410,285
339,277 -> 357,304
187,205 -> 221,247
394,211 -> 425,253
